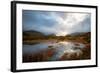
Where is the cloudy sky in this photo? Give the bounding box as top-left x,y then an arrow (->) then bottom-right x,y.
23,10 -> 91,36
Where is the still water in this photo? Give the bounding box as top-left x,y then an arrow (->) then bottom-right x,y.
23,42 -> 85,60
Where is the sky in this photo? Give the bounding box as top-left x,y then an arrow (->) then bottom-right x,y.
23,10 -> 91,36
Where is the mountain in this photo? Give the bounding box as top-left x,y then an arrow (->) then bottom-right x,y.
66,32 -> 90,37
23,30 -> 45,36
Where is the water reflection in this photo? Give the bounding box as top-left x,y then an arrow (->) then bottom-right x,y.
23,42 -> 85,61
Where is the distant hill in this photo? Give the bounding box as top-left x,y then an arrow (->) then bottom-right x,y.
23,30 -> 45,36
23,30 -> 57,37
66,32 -> 90,37
23,30 -> 57,40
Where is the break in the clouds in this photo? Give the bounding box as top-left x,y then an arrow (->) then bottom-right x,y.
23,10 -> 91,36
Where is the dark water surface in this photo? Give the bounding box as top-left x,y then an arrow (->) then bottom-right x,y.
23,42 -> 85,60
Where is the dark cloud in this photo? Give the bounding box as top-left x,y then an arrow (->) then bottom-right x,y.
23,10 -> 91,36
